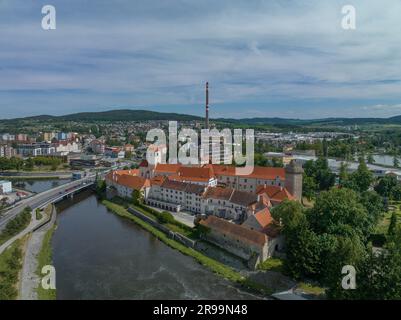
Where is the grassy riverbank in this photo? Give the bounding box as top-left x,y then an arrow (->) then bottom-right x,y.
0,239 -> 25,300
35,223 -> 57,300
102,200 -> 272,296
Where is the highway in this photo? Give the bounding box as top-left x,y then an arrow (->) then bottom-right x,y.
0,175 -> 96,231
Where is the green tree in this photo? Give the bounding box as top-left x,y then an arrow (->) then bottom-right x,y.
394,157 -> 400,168
374,175 -> 398,198
391,184 -> 401,201
338,162 -> 348,186
367,153 -> 375,164
302,174 -> 317,200
131,189 -> 142,205
308,188 -> 371,239
388,212 -> 397,236
347,158 -> 373,193
271,200 -> 306,231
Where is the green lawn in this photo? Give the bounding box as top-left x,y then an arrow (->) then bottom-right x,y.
257,258 -> 284,272
297,282 -> 326,296
36,224 -> 57,300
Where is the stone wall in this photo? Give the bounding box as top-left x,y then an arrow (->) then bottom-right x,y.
127,207 -> 197,248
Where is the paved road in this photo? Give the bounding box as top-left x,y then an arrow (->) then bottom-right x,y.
0,175 -> 96,231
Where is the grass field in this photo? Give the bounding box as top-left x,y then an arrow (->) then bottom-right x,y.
257,258 -> 284,272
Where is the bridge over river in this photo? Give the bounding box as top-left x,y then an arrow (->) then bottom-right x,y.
0,175 -> 97,231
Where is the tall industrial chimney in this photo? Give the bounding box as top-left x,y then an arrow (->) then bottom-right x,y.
205,82 -> 209,129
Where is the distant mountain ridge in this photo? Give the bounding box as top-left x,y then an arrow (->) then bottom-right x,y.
2,108 -> 401,125
1,109 -> 202,122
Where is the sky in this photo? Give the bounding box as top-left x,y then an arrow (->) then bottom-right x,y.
1,0 -> 401,119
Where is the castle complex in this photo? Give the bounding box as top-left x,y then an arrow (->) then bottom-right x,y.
105,83 -> 304,267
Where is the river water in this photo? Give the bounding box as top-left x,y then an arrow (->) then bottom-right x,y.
52,193 -> 261,300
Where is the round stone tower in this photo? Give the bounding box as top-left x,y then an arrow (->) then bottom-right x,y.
285,160 -> 304,201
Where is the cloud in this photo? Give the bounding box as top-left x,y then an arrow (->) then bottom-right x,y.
1,0 -> 401,118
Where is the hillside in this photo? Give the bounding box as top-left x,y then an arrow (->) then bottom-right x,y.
2,108 -> 401,126
1,109 -> 202,123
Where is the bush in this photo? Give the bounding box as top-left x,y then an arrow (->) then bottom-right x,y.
0,207 -> 31,245
369,233 -> 387,247
156,211 -> 175,224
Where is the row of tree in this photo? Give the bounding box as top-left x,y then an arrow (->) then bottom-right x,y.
0,156 -> 63,171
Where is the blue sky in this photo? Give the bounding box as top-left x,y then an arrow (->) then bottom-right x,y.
1,0 -> 401,119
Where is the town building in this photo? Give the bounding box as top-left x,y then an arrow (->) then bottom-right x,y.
201,187 -> 259,222
199,215 -> 280,268
52,141 -> 80,154
146,178 -> 206,213
105,170 -> 150,199
0,180 -> 12,194
89,139 -> 105,154
0,145 -> 16,158
17,143 -> 55,157
105,147 -> 125,159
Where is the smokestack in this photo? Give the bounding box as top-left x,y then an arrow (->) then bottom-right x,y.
205,82 -> 209,129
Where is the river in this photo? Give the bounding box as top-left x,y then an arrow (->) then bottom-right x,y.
52,192 -> 261,300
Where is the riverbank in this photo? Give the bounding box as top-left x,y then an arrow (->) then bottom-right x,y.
19,204 -> 57,300
102,200 -> 273,297
0,237 -> 27,300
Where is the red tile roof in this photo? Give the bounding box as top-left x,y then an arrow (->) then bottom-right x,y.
208,164 -> 285,180
253,208 -> 273,228
154,163 -> 182,173
256,185 -> 294,203
200,215 -> 267,246
106,171 -> 149,190
178,166 -> 214,180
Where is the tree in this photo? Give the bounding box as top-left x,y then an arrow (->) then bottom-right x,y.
308,188 -> 371,239
347,158 -> 373,193
303,158 -> 335,193
394,157 -> 400,168
302,174 -> 317,200
359,191 -> 384,231
367,153 -> 375,164
391,184 -> 401,201
131,189 -> 142,205
338,162 -> 348,186
271,200 -> 306,231
374,175 -> 398,198
284,223 -> 322,279
388,212 -> 397,236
